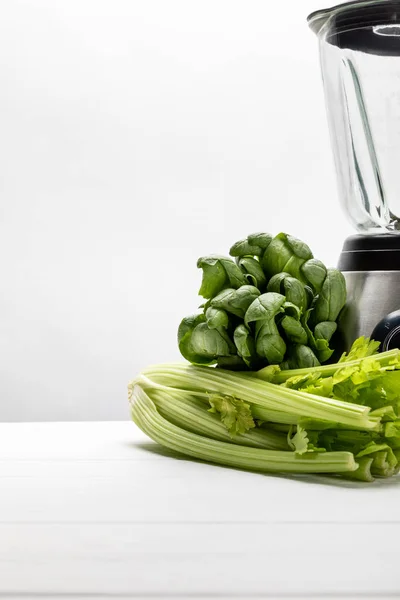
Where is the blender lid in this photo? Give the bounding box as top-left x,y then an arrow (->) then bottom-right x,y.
308,0 -> 400,34
308,0 -> 400,55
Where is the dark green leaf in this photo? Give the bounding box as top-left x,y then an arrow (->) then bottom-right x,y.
197,255 -> 247,299
301,259 -> 327,293
229,238 -> 263,257
189,322 -> 236,358
290,344 -> 320,369
178,314 -> 236,365
256,328 -> 287,364
315,321 -> 337,342
247,232 -> 273,249
281,316 -> 308,344
234,324 -> 257,367
216,355 -> 247,370
244,292 -> 286,327
238,257 -> 267,289
211,285 -> 260,318
178,314 -> 215,365
267,272 -> 292,294
205,307 -> 229,330
285,234 -> 313,260
313,268 -> 347,323
261,233 -> 311,282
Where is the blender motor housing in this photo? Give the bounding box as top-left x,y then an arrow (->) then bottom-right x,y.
338,234 -> 400,350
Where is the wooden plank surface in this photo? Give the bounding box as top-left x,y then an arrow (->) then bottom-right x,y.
0,422 -> 399,599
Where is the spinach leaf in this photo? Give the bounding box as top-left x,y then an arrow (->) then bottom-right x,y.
197,255 -> 247,299
205,307 -> 229,330
178,314 -> 236,365
248,232 -> 273,249
301,259 -> 327,293
229,239 -> 263,257
211,285 -> 260,319
313,268 -> 347,323
234,324 -> 257,367
262,232 -> 313,282
237,257 -> 267,289
281,315 -> 308,345
267,272 -> 307,311
244,292 -> 286,327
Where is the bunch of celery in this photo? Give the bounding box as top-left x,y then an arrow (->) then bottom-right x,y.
129,338 -> 400,482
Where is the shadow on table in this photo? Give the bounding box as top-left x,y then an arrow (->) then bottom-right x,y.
126,441 -> 400,490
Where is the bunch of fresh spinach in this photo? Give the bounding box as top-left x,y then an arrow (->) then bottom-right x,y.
178,232 -> 346,370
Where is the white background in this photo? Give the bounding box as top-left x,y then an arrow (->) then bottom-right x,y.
0,0 -> 353,422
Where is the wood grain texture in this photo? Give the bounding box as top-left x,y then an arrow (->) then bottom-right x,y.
0,422 -> 399,599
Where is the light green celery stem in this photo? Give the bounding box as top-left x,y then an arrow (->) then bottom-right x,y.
298,417 -> 381,433
339,457 -> 374,483
131,385 -> 358,474
141,378 -> 300,426
261,349 -> 400,384
138,364 -> 376,429
371,452 -> 396,478
148,388 -> 289,450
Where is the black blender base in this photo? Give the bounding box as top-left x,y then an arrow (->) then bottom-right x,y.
338,233 -> 400,271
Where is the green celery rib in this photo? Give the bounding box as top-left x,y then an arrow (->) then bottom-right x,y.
259,349 -> 400,384
148,388 -> 290,450
138,363 -> 376,429
131,384 -> 358,475
340,457 -> 374,482
140,378 -> 301,426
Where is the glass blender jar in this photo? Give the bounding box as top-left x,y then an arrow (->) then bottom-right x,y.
309,0 -> 400,350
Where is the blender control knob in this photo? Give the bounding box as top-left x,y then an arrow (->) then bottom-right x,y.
371,310 -> 400,351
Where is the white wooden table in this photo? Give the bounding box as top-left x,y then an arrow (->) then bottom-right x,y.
0,422 -> 399,600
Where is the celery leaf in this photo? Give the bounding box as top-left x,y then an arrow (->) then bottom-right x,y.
208,394 -> 255,437
287,425 -> 309,455
338,336 -> 381,363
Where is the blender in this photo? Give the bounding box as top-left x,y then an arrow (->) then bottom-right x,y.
309,0 -> 400,351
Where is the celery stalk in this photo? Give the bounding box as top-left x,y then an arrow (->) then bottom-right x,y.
260,348 -> 400,384
138,363 -> 376,429
148,388 -> 289,450
131,384 -> 358,475
340,457 -> 374,482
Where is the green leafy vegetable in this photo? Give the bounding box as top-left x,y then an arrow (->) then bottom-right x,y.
197,255 -> 247,299
262,232 -> 313,282
301,259 -> 327,293
179,231 -> 345,370
281,316 -> 308,345
211,285 -> 260,319
313,268 -> 347,323
130,338 -> 400,482
247,232 -> 273,249
287,425 -> 309,455
233,324 -> 257,367
178,314 -> 236,365
255,320 -> 287,364
287,344 -> 320,369
205,307 -> 229,330
208,393 -> 255,436
267,273 -> 308,311
237,257 -> 267,289
338,336 -> 381,363
245,292 -> 286,326
229,239 -> 263,258
130,382 -> 358,475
